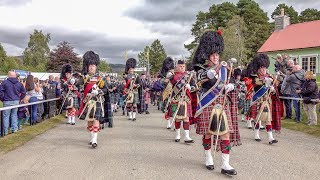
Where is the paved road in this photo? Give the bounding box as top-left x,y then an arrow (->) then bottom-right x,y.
0,106 -> 320,180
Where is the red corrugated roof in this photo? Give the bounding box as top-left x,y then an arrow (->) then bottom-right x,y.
258,20 -> 320,52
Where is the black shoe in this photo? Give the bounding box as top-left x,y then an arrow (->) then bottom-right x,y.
221,169 -> 237,176
175,139 -> 180,142
122,111 -> 125,115
255,139 -> 261,142
184,140 -> 194,143
92,143 -> 97,148
166,127 -> 171,129
206,165 -> 214,170
132,118 -> 136,121
71,123 -> 75,125
247,127 -> 252,129
269,139 -> 278,144
146,111 -> 150,114
88,142 -> 92,145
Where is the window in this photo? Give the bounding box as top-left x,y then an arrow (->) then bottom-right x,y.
301,56 -> 317,74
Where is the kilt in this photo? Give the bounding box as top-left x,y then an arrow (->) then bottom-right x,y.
166,101 -> 192,119
126,92 -> 139,106
103,94 -> 113,124
95,101 -> 103,121
242,100 -> 250,114
196,91 -> 241,151
271,94 -> 282,132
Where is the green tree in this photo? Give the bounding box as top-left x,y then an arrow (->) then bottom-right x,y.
271,3 -> 299,24
137,46 -> 150,68
99,60 -> 112,73
0,44 -> 7,74
221,15 -> 249,65
149,39 -> 167,74
185,2 -> 238,52
299,8 -> 320,22
0,43 -> 6,64
23,29 -> 51,71
237,0 -> 272,59
47,41 -> 81,72
2,57 -> 23,74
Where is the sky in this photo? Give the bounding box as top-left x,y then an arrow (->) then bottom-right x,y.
0,0 -> 319,64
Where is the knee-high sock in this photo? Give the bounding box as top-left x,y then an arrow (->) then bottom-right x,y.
266,125 -> 272,132
202,136 -> 211,150
183,121 -> 190,130
220,140 -> 231,154
266,125 -> 274,141
175,121 -> 181,129
71,116 -> 75,124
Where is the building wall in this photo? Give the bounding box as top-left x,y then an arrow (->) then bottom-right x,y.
265,47 -> 320,74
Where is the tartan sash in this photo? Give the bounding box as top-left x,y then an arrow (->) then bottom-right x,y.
195,66 -> 227,117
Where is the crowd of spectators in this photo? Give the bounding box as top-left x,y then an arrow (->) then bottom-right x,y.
0,71 -> 61,137
276,53 -> 318,126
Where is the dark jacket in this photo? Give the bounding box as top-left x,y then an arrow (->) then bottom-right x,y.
301,79 -> 318,104
0,77 -> 26,101
281,69 -> 305,95
48,80 -> 61,97
153,80 -> 164,92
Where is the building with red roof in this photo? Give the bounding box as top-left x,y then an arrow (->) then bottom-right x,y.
258,9 -> 320,74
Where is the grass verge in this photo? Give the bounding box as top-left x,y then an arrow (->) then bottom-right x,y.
281,104 -> 320,137
0,115 -> 65,154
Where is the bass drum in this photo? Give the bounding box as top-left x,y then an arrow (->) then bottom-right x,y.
208,104 -> 229,136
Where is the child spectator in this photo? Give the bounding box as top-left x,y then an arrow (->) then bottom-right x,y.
18,96 -> 30,129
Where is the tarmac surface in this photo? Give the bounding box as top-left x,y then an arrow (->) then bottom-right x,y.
0,106 -> 320,180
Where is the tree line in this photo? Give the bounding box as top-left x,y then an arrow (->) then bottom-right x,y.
185,0 -> 320,65
0,30 -> 112,74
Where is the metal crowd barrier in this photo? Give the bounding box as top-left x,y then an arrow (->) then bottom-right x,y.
0,98 -> 60,137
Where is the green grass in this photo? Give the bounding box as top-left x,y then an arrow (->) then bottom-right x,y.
0,115 -> 65,154
0,101 -> 2,108
281,104 -> 320,137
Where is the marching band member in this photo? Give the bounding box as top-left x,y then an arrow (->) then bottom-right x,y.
78,51 -> 107,148
60,64 -> 80,125
192,30 -> 241,175
166,60 -> 195,144
123,58 -> 140,121
244,53 -> 279,144
160,57 -> 175,129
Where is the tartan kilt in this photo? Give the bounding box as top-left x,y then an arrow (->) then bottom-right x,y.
247,103 -> 258,119
271,94 -> 282,132
95,101 -> 103,121
242,100 -> 250,114
196,91 -> 241,150
104,98 -> 113,124
166,101 -> 192,119
126,92 -> 139,106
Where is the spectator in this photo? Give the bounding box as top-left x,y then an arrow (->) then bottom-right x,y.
298,71 -> 318,126
26,75 -> 39,125
0,71 -> 26,136
34,78 -> 44,122
281,65 -> 305,122
18,96 -> 30,129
